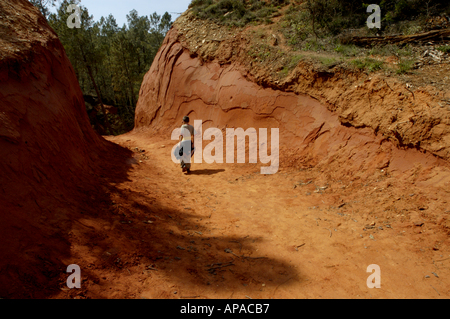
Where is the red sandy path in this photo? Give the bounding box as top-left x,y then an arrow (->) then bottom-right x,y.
52,131 -> 450,299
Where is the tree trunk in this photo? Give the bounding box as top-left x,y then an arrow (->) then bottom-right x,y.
79,45 -> 112,135
348,28 -> 450,46
120,45 -> 136,108
307,0 -> 319,42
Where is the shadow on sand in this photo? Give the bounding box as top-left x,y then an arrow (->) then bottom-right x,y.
187,169 -> 225,176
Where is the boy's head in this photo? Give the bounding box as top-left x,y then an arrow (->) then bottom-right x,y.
183,116 -> 189,124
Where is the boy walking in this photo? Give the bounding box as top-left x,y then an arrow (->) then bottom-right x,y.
179,116 -> 195,173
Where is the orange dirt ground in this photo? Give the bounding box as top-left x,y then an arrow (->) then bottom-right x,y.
49,131 -> 450,299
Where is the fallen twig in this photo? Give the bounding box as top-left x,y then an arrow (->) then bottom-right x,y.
242,256 -> 268,260
207,262 -> 235,271
225,248 -> 267,260
324,228 -> 332,237
229,240 -> 243,253
384,79 -> 394,91
272,277 -> 293,297
430,285 -> 440,296
224,248 -> 239,257
348,29 -> 450,46
405,86 -> 415,100
207,262 -> 225,267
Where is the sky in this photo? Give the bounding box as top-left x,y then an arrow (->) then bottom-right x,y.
51,0 -> 193,27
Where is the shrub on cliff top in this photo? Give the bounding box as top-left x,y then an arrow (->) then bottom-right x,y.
280,0 -> 450,54
189,0 -> 287,27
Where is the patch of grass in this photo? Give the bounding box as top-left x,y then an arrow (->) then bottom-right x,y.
351,57 -> 383,72
259,50 -> 271,60
350,58 -> 366,70
334,44 -> 361,57
301,38 -> 325,52
367,45 -> 390,57
367,59 -> 383,72
277,54 -> 304,77
279,66 -> 289,77
393,44 -> 413,57
190,0 -> 287,27
317,56 -> 337,67
280,5 -> 312,49
403,24 -> 422,35
437,45 -> 450,54
289,54 -> 303,68
247,43 -> 279,64
383,19 -> 425,36
251,28 -> 266,39
396,58 -> 414,74
367,44 -> 412,58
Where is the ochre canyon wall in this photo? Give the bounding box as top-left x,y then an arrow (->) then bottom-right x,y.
0,0 -> 124,297
134,24 -> 449,177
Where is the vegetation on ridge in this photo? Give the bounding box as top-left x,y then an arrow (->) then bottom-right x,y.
187,0 -> 450,79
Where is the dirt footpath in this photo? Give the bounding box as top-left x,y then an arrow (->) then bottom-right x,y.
53,131 -> 450,299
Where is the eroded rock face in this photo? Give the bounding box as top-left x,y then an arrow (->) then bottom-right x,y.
1,0 -> 107,185
135,26 -> 446,175
0,0 -> 111,297
0,0 -> 107,207
136,28 -> 335,144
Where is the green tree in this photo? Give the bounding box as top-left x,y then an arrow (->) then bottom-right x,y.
48,1 -> 172,135
28,0 -> 56,18
48,0 -> 112,134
